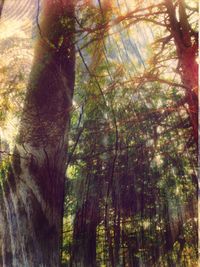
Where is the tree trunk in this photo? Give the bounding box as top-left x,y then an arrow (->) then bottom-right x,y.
71,198 -> 99,267
165,0 -> 198,145
179,47 -> 198,144
0,1 -> 75,266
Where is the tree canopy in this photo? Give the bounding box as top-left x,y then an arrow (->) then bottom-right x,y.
0,0 -> 198,266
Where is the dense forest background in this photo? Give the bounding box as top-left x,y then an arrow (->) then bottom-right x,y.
0,0 -> 198,266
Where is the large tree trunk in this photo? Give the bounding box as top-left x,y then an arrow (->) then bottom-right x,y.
0,1 -> 75,266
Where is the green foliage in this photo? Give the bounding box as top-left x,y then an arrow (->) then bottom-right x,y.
62,29 -> 197,265
0,1 -> 197,266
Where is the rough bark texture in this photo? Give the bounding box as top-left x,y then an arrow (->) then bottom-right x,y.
0,1 -> 75,266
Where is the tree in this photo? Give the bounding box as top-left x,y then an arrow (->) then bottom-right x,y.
63,36 -> 197,265
0,1 -> 75,266
164,0 -> 198,144
92,0 -> 198,144
0,0 -> 197,266
61,1 -> 197,265
121,0 -> 198,144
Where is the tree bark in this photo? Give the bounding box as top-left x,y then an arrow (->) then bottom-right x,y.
0,1 -> 75,266
71,198 -> 99,267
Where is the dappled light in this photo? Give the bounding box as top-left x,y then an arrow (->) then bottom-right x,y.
0,0 -> 198,266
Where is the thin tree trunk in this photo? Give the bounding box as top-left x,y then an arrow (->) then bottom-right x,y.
179,48 -> 198,144
71,198 -> 99,267
0,1 -> 75,266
